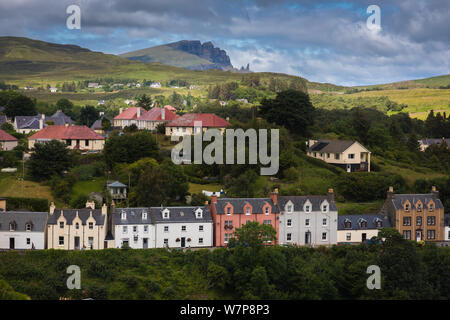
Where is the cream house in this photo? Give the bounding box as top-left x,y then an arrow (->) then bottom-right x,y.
165,113 -> 230,137
307,140 -> 371,172
47,201 -> 108,250
337,214 -> 390,244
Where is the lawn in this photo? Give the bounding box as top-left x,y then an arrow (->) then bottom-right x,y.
336,200 -> 384,215
188,182 -> 223,194
71,179 -> 107,201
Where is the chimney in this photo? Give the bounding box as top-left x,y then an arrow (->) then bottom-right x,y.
226,117 -> 230,122
137,107 -> 141,118
119,107 -> 123,114
387,186 -> 394,201
431,186 -> 439,198
49,201 -> 56,214
270,188 -> 279,205
161,107 -> 165,120
101,203 -> 108,215
39,114 -> 44,129
86,200 -> 95,210
328,188 -> 334,201
211,194 -> 218,204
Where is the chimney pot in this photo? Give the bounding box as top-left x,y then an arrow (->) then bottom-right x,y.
388,186 -> 394,193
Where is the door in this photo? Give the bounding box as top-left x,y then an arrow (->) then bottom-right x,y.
181,237 -> 186,248
143,238 -> 148,249
416,230 -> 422,241
305,232 -> 311,245
346,164 -> 351,173
362,233 -> 367,242
74,237 -> 80,250
9,238 -> 15,249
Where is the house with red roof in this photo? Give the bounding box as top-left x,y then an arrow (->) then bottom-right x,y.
112,106 -> 144,129
0,129 -> 18,151
165,113 -> 230,136
113,106 -> 178,131
28,125 -> 105,151
137,107 -> 178,131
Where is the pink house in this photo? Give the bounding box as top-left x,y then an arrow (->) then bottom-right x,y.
209,189 -> 280,247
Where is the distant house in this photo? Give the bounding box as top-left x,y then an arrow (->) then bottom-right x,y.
165,113 -> 231,136
306,139 -> 371,172
164,105 -> 176,112
97,100 -> 105,106
90,113 -> 110,134
418,138 -> 450,151
28,125 -> 106,151
113,106 -> 144,128
107,181 -> 127,201
50,87 -> 58,93
88,83 -> 101,89
136,107 -> 178,131
444,214 -> 450,242
14,111 -> 73,133
150,82 -> 162,88
0,115 -> 9,127
23,86 -> 35,91
113,208 -> 153,249
380,186 -> 445,242
124,99 -> 137,105
337,214 -> 390,244
47,201 -> 108,250
0,209 -> 48,250
14,114 -> 45,134
135,83 -> 141,88
0,129 -> 18,150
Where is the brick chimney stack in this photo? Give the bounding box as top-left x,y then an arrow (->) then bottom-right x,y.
211,194 -> 217,204
49,201 -> 56,214
328,188 -> 334,201
270,188 -> 279,205
387,186 -> 394,201
431,186 -> 439,198
161,107 -> 165,120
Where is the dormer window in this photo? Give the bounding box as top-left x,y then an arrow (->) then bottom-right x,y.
287,204 -> 293,213
245,207 -> 250,215
304,205 -> 311,213
162,208 -> 170,219
344,220 -> 352,229
359,220 -> 367,229
195,208 -> 203,219
25,223 -> 32,231
416,204 -> 422,212
75,222 -> 79,229
429,204 -> 434,211
226,207 -> 231,215
121,210 -> 127,220
375,219 -> 383,228
142,211 -> 147,220
405,204 -> 410,212
9,221 -> 16,231
322,204 -> 328,212
265,207 -> 269,215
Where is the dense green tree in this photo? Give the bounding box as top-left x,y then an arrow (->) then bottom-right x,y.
138,94 -> 152,110
79,105 -> 99,127
259,90 -> 315,137
228,221 -> 277,249
27,140 -> 72,181
5,94 -> 37,117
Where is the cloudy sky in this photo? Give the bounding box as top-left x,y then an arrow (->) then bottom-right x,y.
0,0 -> 449,86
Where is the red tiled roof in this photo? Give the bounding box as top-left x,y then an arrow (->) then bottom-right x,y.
166,113 -> 230,128
29,125 -> 105,140
113,107 -> 144,120
139,108 -> 178,121
164,105 -> 176,111
0,129 -> 18,141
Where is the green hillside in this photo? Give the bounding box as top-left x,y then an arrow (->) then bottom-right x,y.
119,44 -> 213,68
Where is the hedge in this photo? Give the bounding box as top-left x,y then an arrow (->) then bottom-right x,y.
5,197 -> 49,212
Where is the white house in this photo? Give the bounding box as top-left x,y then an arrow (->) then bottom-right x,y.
445,214 -> 450,242
278,190 -> 338,246
337,214 -> 391,244
150,82 -> 162,88
152,206 -> 213,249
50,87 -> 58,93
0,201 -> 48,250
113,208 -> 154,249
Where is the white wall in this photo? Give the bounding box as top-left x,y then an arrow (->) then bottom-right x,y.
337,229 -> 380,243
0,231 -> 45,249
114,224 -> 155,249
154,222 -> 213,248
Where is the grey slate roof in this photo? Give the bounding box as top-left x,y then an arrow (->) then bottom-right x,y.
308,140 -> 369,153
338,214 -> 391,230
0,115 -> 7,126
15,115 -> 41,130
278,195 -> 337,212
113,208 -> 150,225
151,206 -> 213,223
0,211 -> 48,232
48,111 -> 73,126
107,181 -> 127,188
214,198 -> 279,214
419,138 -> 450,146
390,194 -> 443,210
48,209 -> 105,225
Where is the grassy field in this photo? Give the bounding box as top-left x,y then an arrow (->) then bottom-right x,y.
188,182 -> 223,194
336,200 -> 384,215
348,88 -> 450,114
71,179 -> 106,200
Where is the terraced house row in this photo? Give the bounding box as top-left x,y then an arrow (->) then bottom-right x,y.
0,187 -> 448,250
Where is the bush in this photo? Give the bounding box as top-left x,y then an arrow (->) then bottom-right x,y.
5,197 -> 49,212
